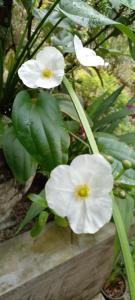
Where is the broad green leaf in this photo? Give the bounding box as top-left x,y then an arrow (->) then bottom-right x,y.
12,91 -> 70,172
120,0 -> 135,9
17,193 -> 47,233
59,0 -> 116,27
56,94 -> 80,122
31,211 -> 49,237
96,133 -> 135,168
33,7 -> 71,30
119,132 -> 135,145
3,126 -> 37,183
51,30 -> 74,53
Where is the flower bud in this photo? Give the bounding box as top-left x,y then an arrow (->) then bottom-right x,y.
122,160 -> 132,170
105,155 -> 114,164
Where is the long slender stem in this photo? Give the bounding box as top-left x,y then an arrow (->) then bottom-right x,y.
113,197 -> 135,300
63,76 -> 99,154
63,76 -> 135,300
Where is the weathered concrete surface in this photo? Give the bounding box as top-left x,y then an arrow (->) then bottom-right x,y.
92,294 -> 105,300
0,222 -> 115,300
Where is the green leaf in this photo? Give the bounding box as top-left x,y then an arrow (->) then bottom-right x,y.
119,132 -> 135,145
56,94 -> 80,122
128,39 -> 135,61
96,133 -> 135,168
12,91 -> 70,172
116,23 -> 135,44
54,215 -> 68,228
94,107 -> 135,131
114,195 -> 134,263
117,169 -> 135,187
28,193 -> 48,208
17,193 -> 47,233
88,87 -> 123,123
0,116 -> 4,148
31,211 -> 49,237
120,0 -> 135,9
59,0 -> 116,27
3,126 -> 37,183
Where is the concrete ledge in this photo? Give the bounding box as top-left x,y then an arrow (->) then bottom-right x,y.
0,222 -> 118,300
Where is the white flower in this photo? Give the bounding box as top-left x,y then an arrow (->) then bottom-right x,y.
74,35 -> 107,67
45,154 -> 113,234
18,47 -> 65,89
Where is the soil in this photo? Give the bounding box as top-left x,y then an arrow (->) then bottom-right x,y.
0,172 -> 47,242
102,274 -> 126,299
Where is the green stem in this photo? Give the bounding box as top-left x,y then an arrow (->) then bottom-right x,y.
63,76 -> 99,154
115,168 -> 125,181
113,197 -> 135,300
63,76 -> 135,300
30,17 -> 64,58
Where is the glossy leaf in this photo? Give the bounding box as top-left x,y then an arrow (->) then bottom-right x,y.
96,133 -> 135,168
59,0 -> 116,27
12,91 -> 70,172
3,126 -> 37,183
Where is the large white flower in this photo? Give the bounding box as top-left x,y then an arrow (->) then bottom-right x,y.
18,47 -> 65,89
45,154 -> 113,234
74,35 -> 106,67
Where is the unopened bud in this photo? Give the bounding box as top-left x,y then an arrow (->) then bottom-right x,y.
122,160 -> 132,170
105,155 -> 114,164
119,190 -> 126,198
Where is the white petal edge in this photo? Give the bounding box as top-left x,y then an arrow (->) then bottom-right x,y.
36,47 -> 65,71
18,60 -> 40,88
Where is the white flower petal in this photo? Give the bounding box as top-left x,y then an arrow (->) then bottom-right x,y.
74,35 -> 84,54
85,195 -> 112,233
74,35 -> 105,67
77,49 -> 104,67
36,47 -> 65,71
36,73 -> 63,89
18,60 -> 40,88
45,165 -> 82,217
45,154 -> 113,234
70,154 -> 113,196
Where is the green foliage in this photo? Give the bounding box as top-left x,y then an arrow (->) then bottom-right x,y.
59,0 -> 116,27
12,90 -> 70,172
3,126 -> 37,183
31,211 -> 49,237
17,193 -> 48,233
96,133 -> 135,168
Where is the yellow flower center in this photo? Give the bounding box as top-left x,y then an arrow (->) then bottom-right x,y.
42,68 -> 53,78
75,184 -> 90,200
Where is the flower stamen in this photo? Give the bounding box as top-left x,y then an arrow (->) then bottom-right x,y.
42,68 -> 53,78
75,184 -> 90,199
